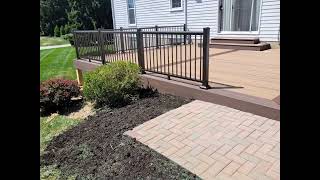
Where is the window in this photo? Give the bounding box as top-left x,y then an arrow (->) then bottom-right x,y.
127,0 -> 136,25
171,0 -> 182,11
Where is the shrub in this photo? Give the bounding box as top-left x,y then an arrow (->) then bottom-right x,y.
83,61 -> 141,107
54,25 -> 60,37
60,26 -> 65,36
40,78 -> 80,115
62,33 -> 74,45
64,24 -> 70,34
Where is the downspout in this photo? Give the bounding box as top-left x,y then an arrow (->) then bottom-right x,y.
110,0 -> 116,29
185,0 -> 187,30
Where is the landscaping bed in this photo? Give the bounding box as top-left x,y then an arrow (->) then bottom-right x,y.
40,93 -> 200,179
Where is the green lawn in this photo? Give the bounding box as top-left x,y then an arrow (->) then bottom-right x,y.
41,115 -> 83,179
40,36 -> 70,46
40,47 -> 77,81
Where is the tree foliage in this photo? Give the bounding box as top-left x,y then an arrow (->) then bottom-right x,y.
54,25 -> 60,37
40,0 -> 113,36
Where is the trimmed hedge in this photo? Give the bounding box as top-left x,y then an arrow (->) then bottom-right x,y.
83,61 -> 141,107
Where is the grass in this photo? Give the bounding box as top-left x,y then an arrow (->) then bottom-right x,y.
40,115 -> 83,154
40,36 -> 70,46
40,47 -> 77,81
40,115 -> 84,179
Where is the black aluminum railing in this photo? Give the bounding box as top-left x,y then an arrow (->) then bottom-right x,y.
73,25 -> 210,89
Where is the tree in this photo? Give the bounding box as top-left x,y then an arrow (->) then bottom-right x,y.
40,0 -> 70,36
40,0 -> 113,36
64,24 -> 70,34
60,26 -> 65,36
54,25 -> 60,37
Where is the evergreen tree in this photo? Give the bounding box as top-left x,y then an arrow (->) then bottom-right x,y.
54,25 -> 60,37
60,26 -> 65,36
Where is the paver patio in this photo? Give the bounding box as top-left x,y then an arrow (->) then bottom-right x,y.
125,100 -> 280,180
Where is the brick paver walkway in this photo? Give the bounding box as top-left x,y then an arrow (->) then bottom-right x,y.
125,100 -> 280,180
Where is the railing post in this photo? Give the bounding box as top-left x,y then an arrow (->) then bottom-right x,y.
98,28 -> 106,64
155,25 -> 159,48
137,28 -> 145,73
200,27 -> 210,89
183,24 -> 187,45
72,31 -> 80,59
120,27 -> 125,53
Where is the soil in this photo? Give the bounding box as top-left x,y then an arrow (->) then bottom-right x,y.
40,93 -> 200,179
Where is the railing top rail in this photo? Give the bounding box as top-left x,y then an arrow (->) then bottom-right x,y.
157,25 -> 184,28
73,30 -> 99,33
142,31 -> 203,35
74,30 -> 202,35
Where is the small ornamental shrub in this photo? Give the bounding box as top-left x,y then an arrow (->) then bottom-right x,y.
40,78 -> 80,115
54,25 -> 60,37
62,33 -> 74,45
83,61 -> 141,107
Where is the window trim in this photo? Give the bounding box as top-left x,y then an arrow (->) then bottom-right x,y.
170,0 -> 183,12
127,0 -> 136,26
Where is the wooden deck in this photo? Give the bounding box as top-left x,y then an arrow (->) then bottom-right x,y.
101,44 -> 280,101
207,48 -> 280,100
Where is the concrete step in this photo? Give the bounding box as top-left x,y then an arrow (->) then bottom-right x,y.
211,37 -> 260,44
209,42 -> 271,51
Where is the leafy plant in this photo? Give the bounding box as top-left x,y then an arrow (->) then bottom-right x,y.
62,33 -> 75,45
64,24 -> 70,34
40,78 -> 80,115
54,25 -> 60,37
83,61 -> 141,107
60,26 -> 65,36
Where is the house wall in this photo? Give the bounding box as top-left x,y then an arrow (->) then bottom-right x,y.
187,0 -> 219,38
259,0 -> 280,41
112,0 -> 280,41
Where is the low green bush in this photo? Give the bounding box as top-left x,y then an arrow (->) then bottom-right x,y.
40,78 -> 80,115
83,61 -> 141,107
62,33 -> 74,45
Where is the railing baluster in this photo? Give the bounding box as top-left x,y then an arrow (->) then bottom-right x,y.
171,34 -> 173,75
137,28 -> 145,73
201,27 -> 210,89
167,34 -> 170,79
194,35 -> 197,80
159,34 -> 161,73
176,34 -> 178,75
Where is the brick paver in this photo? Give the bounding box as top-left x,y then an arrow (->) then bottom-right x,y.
125,100 -> 280,180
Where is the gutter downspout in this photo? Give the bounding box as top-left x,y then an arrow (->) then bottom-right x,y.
111,0 -> 116,29
185,0 -> 187,30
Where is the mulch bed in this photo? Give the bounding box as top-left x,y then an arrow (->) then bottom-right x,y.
40,93 -> 201,179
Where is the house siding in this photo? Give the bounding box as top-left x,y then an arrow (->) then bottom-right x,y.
259,0 -> 280,41
112,0 -> 280,41
113,0 -> 128,28
187,0 -> 219,38
113,0 -> 185,28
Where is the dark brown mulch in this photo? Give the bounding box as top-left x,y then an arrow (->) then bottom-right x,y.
40,93 -> 201,180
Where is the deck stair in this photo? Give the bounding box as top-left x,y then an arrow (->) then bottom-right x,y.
210,37 -> 271,51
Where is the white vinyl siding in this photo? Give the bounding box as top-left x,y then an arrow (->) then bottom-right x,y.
258,0 -> 280,41
187,0 -> 219,38
136,0 -> 185,27
112,0 -> 280,41
113,0 -> 129,28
